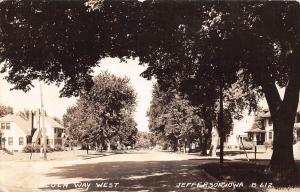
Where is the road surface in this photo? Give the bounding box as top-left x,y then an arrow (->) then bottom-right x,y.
0,149 -> 299,192
0,151 -> 221,192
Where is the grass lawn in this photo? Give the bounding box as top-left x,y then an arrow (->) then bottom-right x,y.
0,149 -> 126,162
200,160 -> 300,191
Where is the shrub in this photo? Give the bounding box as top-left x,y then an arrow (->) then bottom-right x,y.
46,146 -> 54,152
264,141 -> 273,149
23,144 -> 40,153
23,144 -> 53,153
54,145 -> 63,151
3,148 -> 14,155
239,141 -> 254,150
23,144 -> 33,153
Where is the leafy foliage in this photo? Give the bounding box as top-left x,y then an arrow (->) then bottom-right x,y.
135,131 -> 151,149
1,0 -> 300,177
0,105 -> 13,117
0,0 -> 140,96
148,83 -> 203,151
63,72 -> 137,149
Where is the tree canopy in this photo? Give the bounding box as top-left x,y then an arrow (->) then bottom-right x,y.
1,0 -> 300,183
0,105 -> 13,117
63,72 -> 137,150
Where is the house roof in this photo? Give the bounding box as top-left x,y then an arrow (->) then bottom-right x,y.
245,128 -> 266,133
0,114 -> 31,135
260,111 -> 271,118
0,114 -> 64,136
45,117 -> 64,129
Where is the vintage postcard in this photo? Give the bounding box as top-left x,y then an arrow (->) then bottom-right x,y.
0,0 -> 299,191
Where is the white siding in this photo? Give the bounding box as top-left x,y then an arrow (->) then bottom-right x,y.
264,118 -> 273,142
1,122 -> 27,151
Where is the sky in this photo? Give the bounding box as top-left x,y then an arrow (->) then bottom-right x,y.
0,56 -> 287,133
0,58 -> 154,132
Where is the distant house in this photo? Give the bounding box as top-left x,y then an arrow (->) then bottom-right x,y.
0,112 -> 65,152
32,116 -> 65,147
225,112 -> 255,148
246,104 -> 300,145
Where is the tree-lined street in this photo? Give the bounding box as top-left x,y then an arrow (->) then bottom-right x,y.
1,0 -> 300,190
0,148 -> 300,192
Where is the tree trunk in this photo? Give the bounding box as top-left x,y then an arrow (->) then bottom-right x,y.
270,115 -> 297,185
200,106 -> 214,155
200,134 -> 209,155
98,143 -> 102,152
107,140 -> 111,152
200,125 -> 213,155
186,137 -> 190,154
219,82 -> 224,164
267,87 -> 299,185
211,127 -> 219,157
173,140 -> 178,152
261,56 -> 300,185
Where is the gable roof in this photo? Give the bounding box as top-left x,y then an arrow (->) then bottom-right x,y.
45,117 -> 64,129
0,114 -> 31,135
245,128 -> 266,133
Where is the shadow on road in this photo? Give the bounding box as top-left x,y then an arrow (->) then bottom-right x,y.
40,159 -> 271,192
76,151 -> 149,160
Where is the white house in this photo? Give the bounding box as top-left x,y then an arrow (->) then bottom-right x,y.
225,112 -> 255,148
245,103 -> 300,145
0,114 -> 31,152
0,112 -> 65,152
32,116 -> 65,147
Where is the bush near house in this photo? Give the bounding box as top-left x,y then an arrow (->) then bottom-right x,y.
239,141 -> 254,150
3,148 -> 14,155
264,141 -> 273,149
23,144 -> 39,153
54,145 -> 64,151
23,144 -> 54,153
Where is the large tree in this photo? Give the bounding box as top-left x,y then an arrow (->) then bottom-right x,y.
148,83 -> 205,152
134,1 -> 300,183
1,0 -> 299,183
0,0 -> 139,96
63,72 -> 137,151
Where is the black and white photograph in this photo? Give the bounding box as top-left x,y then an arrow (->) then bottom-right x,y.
0,0 -> 300,191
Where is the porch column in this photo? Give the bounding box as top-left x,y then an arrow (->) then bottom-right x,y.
253,133 -> 257,145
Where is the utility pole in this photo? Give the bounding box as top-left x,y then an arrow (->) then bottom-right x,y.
40,83 -> 47,160
219,81 -> 224,164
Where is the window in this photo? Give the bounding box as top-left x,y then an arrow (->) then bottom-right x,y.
268,118 -> 273,126
19,137 -> 24,145
269,131 -> 273,140
8,137 -> 13,145
1,123 -> 11,130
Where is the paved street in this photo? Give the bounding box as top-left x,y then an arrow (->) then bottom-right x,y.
0,150 -> 224,192
0,149 -> 299,192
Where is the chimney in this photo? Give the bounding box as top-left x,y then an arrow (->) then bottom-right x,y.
31,111 -> 34,131
29,111 -> 35,138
